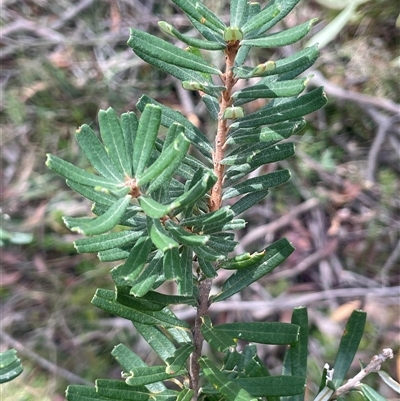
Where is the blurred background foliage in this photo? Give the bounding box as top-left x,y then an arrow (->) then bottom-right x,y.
1,0 -> 399,399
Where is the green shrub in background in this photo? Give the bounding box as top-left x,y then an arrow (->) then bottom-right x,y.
42,1 -> 395,400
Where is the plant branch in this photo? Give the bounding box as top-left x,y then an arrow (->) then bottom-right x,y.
333,348 -> 394,397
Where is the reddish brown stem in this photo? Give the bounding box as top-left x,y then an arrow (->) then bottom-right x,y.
189,40 -> 240,400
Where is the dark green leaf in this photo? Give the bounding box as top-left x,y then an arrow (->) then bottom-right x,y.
63,195 -> 131,235
120,111 -> 138,176
177,246 -> 194,296
66,386 -> 109,401
230,87 -> 327,129
202,94 -> 220,120
111,237 -> 153,285
177,389 -> 194,401
137,95 -> 213,160
195,2 -> 226,32
98,108 -> 131,177
193,244 -> 225,262
129,250 -> 164,297
211,238 -> 294,302
230,0 -> 249,28
149,218 -> 179,253
163,247 -> 182,280
165,219 -> 210,246
219,250 -> 266,270
332,310 -> 367,388
180,206 -> 235,232
198,257 -> 217,278
158,21 -> 226,50
96,380 -> 152,401
75,124 -> 123,181
137,131 -> 190,187
231,189 -> 270,216
241,19 -> 318,48
74,230 -> 144,253
66,180 -> 116,207
235,376 -> 305,397
165,343 -> 194,374
133,104 -> 162,178
46,154 -> 122,190
128,28 -> 222,75
215,322 -> 299,345
0,349 -> 23,384
226,119 -> 305,145
201,316 -> 236,351
233,77 -> 309,104
125,365 -> 185,387
243,0 -> 301,38
92,288 -> 191,329
223,170 -> 291,200
200,357 -> 258,401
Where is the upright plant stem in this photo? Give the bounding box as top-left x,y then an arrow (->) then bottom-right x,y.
189,40 -> 240,400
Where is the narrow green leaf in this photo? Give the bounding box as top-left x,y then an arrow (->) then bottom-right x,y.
136,95 -> 213,160
233,77 -> 309,104
134,323 -> 177,362
177,389 -> 194,401
92,288 -> 191,329
163,247 -> 182,281
133,104 -> 162,178
158,21 -> 226,50
98,108 -> 131,176
199,356 -> 258,401
360,383 -> 387,401
233,45 -> 319,79
98,247 -> 130,262
195,2 -> 226,32
165,220 -> 209,246
139,196 -> 171,219
230,87 -> 328,129
177,246 -> 194,296
75,124 -> 123,181
202,94 -> 219,120
125,365 -> 185,387
377,370 -> 400,394
201,316 -> 236,351
193,244 -> 225,262
66,180 -> 115,207
149,218 -> 179,252
243,0 -> 301,37
223,170 -> 291,200
111,237 -> 153,285
230,0 -> 249,28
241,0 -> 281,36
211,238 -> 294,302
241,19 -> 318,48
198,257 -> 217,278
188,14 -> 225,44
96,380 -> 152,401
137,131 -> 190,186
129,250 -> 164,297
180,206 -> 235,232
165,343 -> 194,374
128,28 -> 222,75
207,234 -> 238,254
46,154 -> 120,190
220,250 -> 266,270
120,111 -> 138,177
141,290 -> 196,307
222,141 -> 295,167
74,230 -> 144,253
332,310 -> 367,388
203,218 -> 246,234
282,307 -> 308,401
226,119 -> 305,145
112,343 -> 147,372
215,322 -> 299,345
235,376 -> 306,397
231,189 -> 270,216
64,195 -> 131,236
66,386 -> 108,401
0,349 -> 23,384
235,2 -> 261,66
